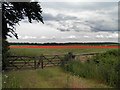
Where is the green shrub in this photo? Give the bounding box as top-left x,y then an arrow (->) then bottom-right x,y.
63,50 -> 120,88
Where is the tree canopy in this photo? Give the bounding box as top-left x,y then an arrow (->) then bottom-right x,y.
2,2 -> 44,39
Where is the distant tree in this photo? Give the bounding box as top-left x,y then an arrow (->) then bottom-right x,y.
2,2 -> 44,70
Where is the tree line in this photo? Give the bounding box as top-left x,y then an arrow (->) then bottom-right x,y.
9,42 -> 120,46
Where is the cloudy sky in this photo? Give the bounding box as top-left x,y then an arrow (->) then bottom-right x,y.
8,1 -> 119,43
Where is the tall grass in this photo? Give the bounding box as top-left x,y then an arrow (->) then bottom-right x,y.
63,49 -> 120,88
2,67 -> 110,88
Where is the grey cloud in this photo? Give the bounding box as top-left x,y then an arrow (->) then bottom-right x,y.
46,18 -> 118,33
73,21 -> 118,32
42,2 -> 118,33
43,13 -> 77,21
42,2 -> 117,11
57,28 -> 71,32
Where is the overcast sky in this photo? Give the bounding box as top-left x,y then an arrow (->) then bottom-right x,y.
8,2 -> 119,43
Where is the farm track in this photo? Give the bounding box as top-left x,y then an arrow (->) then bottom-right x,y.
2,67 -> 111,88
9,45 -> 120,49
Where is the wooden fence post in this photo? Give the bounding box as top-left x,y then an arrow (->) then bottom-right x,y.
41,59 -> 43,69
40,55 -> 44,69
34,59 -> 36,69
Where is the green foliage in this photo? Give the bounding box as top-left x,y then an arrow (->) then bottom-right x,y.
2,39 -> 10,70
2,2 -> 43,39
63,50 -> 120,88
61,52 -> 75,67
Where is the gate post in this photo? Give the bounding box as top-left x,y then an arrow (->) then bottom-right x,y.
68,52 -> 75,61
34,59 -> 37,69
41,59 -> 43,69
40,55 -> 44,69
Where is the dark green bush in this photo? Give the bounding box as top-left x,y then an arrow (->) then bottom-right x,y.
2,39 -> 10,70
63,49 -> 120,88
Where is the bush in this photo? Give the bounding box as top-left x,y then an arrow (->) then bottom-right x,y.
63,50 -> 120,88
2,39 -> 10,70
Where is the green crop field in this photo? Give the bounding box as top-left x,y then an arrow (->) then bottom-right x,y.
9,48 -> 117,56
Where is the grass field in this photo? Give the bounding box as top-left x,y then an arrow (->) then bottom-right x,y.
2,46 -> 118,88
9,47 -> 117,56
